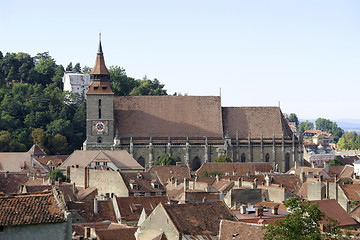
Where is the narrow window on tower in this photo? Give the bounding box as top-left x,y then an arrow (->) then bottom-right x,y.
98,99 -> 101,106
99,109 -> 101,119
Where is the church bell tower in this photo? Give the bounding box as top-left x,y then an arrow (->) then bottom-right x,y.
85,34 -> 114,149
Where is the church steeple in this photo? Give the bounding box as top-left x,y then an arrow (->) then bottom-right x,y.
91,33 -> 110,79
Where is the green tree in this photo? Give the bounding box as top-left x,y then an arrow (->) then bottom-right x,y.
328,156 -> 343,166
73,63 -> 81,73
155,154 -> 181,166
47,134 -> 69,155
66,62 -> 73,71
109,66 -> 137,96
299,120 -> 314,134
130,76 -> 167,96
30,128 -> 46,150
215,155 -> 232,162
315,118 -> 344,142
0,130 -> 11,151
264,197 -> 351,240
82,66 -> 92,74
288,113 -> 299,127
49,169 -> 66,182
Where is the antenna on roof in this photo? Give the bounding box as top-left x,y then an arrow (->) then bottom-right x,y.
278,101 -> 280,108
219,87 -> 222,98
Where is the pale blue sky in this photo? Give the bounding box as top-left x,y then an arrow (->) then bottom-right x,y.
1,0 -> 360,120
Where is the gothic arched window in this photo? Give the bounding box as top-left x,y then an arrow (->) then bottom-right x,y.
265,153 -> 270,162
241,153 -> 246,162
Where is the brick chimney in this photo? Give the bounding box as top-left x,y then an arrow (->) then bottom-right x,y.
272,205 -> 279,215
255,206 -> 264,217
94,197 -> 98,215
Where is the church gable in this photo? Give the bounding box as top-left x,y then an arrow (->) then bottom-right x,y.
222,106 -> 294,139
113,96 -> 223,138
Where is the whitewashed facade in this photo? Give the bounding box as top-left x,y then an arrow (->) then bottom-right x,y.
62,72 -> 90,98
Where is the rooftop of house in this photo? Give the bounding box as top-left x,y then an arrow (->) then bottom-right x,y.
218,219 -> 266,240
115,196 -> 169,222
59,150 -> 144,171
22,182 -> 77,202
196,162 -> 273,177
0,172 -> 28,194
120,172 -> 166,196
95,227 -> 137,240
148,165 -> 191,185
340,184 -> 360,202
67,199 -> 117,223
72,222 -> 127,238
309,199 -> 358,227
162,201 -> 238,236
0,152 -> 50,173
35,155 -> 68,167
0,191 -> 68,227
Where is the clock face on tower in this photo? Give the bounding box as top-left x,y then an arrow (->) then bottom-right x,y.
92,120 -> 109,135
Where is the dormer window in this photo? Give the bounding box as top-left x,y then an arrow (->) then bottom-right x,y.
151,182 -> 159,189
130,183 -> 138,189
102,86 -> 107,90
137,173 -> 143,179
95,162 -> 100,166
94,87 -> 99,90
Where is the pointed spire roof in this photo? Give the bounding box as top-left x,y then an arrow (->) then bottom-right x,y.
91,33 -> 110,76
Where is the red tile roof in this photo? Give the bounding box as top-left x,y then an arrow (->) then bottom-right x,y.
0,172 -> 28,194
120,172 -> 166,196
309,199 -> 358,227
116,196 -> 169,221
340,184 -> 360,202
67,199 -> 117,223
27,144 -> 46,157
36,155 -> 68,166
95,227 -> 137,240
162,201 -> 238,236
114,96 -> 223,138
218,220 -> 266,240
0,192 -> 67,226
148,165 -> 191,185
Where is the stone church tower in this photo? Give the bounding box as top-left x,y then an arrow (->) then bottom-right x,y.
84,35 -> 115,149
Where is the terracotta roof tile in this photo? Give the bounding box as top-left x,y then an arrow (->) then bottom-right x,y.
87,81 -> 113,95
114,96 -> 223,138
95,227 -> 137,240
163,201 -> 238,236
218,220 -> 266,240
0,172 -> 28,194
36,155 -> 68,166
116,196 -> 169,221
0,152 -> 50,173
309,199 -> 357,227
23,183 -> 77,202
27,144 -> 46,156
148,165 -> 191,185
0,192 -> 67,226
340,184 -> 360,202
120,172 -> 166,196
222,107 -> 294,139
196,162 -> 273,177
67,199 -> 116,223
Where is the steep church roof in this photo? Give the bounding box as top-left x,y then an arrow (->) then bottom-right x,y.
222,106 -> 294,139
114,96 -> 223,138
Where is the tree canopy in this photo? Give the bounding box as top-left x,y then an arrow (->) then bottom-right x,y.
214,155 -> 232,163
155,154 -> 181,166
264,197 -> 351,240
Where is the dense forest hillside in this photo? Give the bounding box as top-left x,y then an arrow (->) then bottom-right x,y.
0,51 -> 168,154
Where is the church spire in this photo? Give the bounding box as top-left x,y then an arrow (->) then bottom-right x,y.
91,33 -> 110,79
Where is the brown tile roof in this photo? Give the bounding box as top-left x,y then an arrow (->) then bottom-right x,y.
297,181 -> 308,198
95,227 -> 137,240
36,155 -> 68,166
340,184 -> 360,202
152,232 -> 168,240
60,150 -> 144,171
0,152 -> 50,173
113,96 -> 223,138
27,144 -> 46,156
211,179 -> 234,193
0,172 -> 28,194
90,48 -> 110,75
309,199 -> 358,227
116,196 -> 169,221
67,199 -> 117,223
120,172 -> 166,196
87,81 -> 114,95
162,201 -> 238,236
196,162 -> 273,177
222,107 -> 294,139
76,187 -> 97,201
339,165 -> 354,179
184,192 -> 222,203
72,222 -> 113,237
218,220 -> 265,240
165,182 -> 185,202
23,183 -> 77,202
148,165 -> 191,185
337,155 -> 360,165
0,192 -> 67,226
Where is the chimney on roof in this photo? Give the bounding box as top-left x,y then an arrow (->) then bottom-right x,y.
66,166 -> 70,179
265,175 -> 270,187
30,149 -> 34,168
94,197 -> 98,215
4,171 -> 9,179
73,182 -> 76,194
324,161 -> 329,173
253,178 -> 258,188
170,176 -> 175,185
216,174 -> 220,182
236,177 -> 242,187
240,204 -> 247,214
255,206 -> 264,217
184,178 -> 189,192
272,205 -> 279,215
246,170 -> 251,177
300,168 -> 306,184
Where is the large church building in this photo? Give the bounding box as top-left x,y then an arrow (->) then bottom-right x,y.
84,38 -> 303,172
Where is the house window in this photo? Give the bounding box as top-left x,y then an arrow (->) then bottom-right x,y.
103,162 -> 107,166
96,162 -> 100,166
